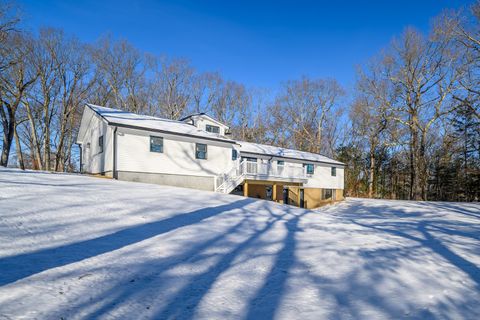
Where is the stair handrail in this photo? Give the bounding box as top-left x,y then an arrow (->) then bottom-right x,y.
215,160 -> 246,193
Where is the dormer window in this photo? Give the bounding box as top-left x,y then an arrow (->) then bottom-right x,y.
206,124 -> 220,134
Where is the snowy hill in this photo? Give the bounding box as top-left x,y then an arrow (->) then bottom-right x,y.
0,168 -> 479,319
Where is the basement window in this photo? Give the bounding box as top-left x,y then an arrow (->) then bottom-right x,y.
150,136 -> 163,153
196,143 -> 207,159
331,167 -> 336,176
206,124 -> 220,134
322,189 -> 333,200
99,135 -> 104,153
303,163 -> 314,175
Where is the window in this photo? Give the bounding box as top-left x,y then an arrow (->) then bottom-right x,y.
241,157 -> 257,162
232,149 -> 238,160
196,143 -> 207,159
206,124 -> 220,134
331,167 -> 336,176
277,160 -> 285,166
322,189 -> 333,200
303,163 -> 314,175
150,136 -> 163,153
98,135 -> 104,153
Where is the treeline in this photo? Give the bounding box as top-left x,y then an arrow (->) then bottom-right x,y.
1,2 -> 479,201
342,6 -> 480,201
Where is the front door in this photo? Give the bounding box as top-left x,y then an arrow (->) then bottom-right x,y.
300,189 -> 305,208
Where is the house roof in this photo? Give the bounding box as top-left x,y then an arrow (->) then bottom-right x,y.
237,141 -> 345,166
82,104 -> 344,166
86,104 -> 236,143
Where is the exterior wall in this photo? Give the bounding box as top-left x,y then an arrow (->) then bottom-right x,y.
281,186 -> 343,209
80,108 -> 111,175
335,189 -> 344,201
303,188 -> 337,208
116,127 -> 235,190
303,165 -> 344,189
247,184 -> 267,199
117,171 -> 214,191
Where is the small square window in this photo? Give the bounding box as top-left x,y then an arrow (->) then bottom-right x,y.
277,160 -> 285,166
232,149 -> 238,160
99,135 -> 104,153
323,189 -> 333,200
303,163 -> 314,175
150,136 -> 163,153
331,167 -> 336,176
206,125 -> 220,134
196,143 -> 207,159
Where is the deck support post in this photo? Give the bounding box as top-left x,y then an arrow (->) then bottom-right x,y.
243,181 -> 249,197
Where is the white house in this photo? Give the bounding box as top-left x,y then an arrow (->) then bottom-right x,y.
76,104 -> 345,208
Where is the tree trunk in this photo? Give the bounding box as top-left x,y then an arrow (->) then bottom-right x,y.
54,112 -> 68,172
368,146 -> 375,198
14,122 -> 24,170
409,115 -> 423,201
418,132 -> 428,200
25,101 -> 43,170
44,106 -> 51,171
0,106 -> 15,167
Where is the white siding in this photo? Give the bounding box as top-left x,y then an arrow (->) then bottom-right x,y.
193,116 -> 228,136
116,127 -> 235,177
303,164 -> 344,189
80,108 -> 111,174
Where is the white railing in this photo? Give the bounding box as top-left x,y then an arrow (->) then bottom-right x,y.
215,160 -> 307,194
215,162 -> 243,193
241,161 -> 306,179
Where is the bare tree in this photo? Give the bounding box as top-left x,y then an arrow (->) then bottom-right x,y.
353,57 -> 398,198
91,36 -> 149,112
0,33 -> 37,167
53,36 -> 95,171
150,57 -> 193,119
269,77 -> 344,155
387,28 -> 462,200
190,72 -> 222,114
0,1 -> 20,73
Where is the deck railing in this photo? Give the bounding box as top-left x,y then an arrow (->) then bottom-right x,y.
215,160 -> 307,193
241,161 -> 306,179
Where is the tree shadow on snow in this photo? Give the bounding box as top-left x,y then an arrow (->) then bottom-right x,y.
71,202 -> 307,320
0,198 -> 253,286
2,194 -> 479,320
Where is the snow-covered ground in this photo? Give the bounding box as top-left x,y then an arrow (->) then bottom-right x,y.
0,168 -> 479,320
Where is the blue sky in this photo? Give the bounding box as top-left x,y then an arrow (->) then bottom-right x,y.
20,0 -> 470,92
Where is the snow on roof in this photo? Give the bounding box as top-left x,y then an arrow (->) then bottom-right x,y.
87,104 -> 235,143
237,140 -> 345,166
179,113 -> 229,128
85,104 -> 344,164
178,113 -> 206,121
